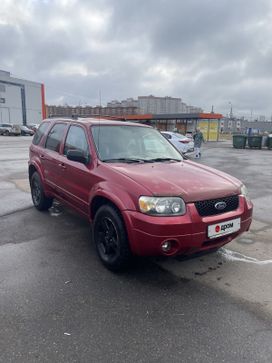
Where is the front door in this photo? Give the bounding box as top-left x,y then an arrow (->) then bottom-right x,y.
58,124 -> 93,216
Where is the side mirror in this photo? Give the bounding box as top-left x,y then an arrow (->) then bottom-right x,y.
67,149 -> 89,165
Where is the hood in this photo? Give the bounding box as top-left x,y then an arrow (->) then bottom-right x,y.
107,160 -> 241,203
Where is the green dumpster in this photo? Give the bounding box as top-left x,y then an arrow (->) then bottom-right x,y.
248,136 -> 262,149
267,136 -> 272,150
233,134 -> 247,149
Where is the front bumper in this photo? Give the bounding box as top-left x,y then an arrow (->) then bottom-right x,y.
122,196 -> 253,256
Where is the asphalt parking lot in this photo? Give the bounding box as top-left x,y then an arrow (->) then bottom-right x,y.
0,136 -> 272,362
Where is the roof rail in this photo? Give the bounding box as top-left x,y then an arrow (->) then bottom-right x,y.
48,115 -> 78,119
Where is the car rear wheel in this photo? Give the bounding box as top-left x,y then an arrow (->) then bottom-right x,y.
3,130 -> 9,136
93,205 -> 132,271
31,171 -> 53,211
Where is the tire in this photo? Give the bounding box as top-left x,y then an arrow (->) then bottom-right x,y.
30,171 -> 53,211
3,130 -> 9,136
93,204 -> 132,271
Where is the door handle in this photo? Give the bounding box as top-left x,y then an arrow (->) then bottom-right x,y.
58,163 -> 67,170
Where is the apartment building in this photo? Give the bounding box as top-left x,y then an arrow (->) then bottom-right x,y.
138,95 -> 182,114
107,95 -> 203,114
45,105 -> 138,118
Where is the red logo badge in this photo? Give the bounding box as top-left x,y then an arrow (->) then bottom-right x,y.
215,225 -> 220,233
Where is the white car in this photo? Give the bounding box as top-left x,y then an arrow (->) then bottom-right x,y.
0,123 -> 21,136
161,131 -> 194,154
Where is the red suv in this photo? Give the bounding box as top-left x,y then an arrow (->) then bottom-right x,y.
29,118 -> 253,270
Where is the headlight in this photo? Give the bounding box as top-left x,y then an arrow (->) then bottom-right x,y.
240,184 -> 250,201
139,196 -> 186,216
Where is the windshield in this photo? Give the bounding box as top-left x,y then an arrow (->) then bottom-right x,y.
91,125 -> 183,162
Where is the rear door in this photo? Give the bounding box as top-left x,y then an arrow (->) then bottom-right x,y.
42,122 -> 68,192
29,121 -> 51,177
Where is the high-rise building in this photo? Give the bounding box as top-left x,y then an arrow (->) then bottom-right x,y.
107,98 -> 139,109
138,95 -> 183,114
107,95 -> 203,114
185,105 -> 203,113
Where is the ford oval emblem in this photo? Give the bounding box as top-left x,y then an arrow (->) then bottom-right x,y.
215,201 -> 227,210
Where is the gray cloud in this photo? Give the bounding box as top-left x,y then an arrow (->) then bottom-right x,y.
1,0 -> 272,117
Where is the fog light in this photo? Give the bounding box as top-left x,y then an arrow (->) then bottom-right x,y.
161,241 -> 172,252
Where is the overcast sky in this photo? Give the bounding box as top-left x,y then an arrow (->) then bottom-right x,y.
1,0 -> 272,118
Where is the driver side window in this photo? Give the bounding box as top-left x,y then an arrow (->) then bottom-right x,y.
64,125 -> 90,158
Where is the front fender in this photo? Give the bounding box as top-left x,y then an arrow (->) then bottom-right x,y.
89,181 -> 138,218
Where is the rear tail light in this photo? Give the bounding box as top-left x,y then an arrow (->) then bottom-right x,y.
179,140 -> 189,144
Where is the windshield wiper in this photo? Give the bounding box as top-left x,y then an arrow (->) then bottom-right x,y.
146,157 -> 182,163
103,157 -> 182,163
103,158 -> 148,163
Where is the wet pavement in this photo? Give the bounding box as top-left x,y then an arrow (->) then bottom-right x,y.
0,136 -> 32,216
158,142 -> 272,316
0,136 -> 272,362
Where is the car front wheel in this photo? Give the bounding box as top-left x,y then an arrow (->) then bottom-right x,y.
93,205 -> 132,271
31,171 -> 53,211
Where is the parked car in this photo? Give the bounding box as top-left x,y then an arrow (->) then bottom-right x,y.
185,132 -> 193,139
161,131 -> 194,154
0,123 -> 21,136
28,124 -> 39,132
29,119 -> 253,271
19,125 -> 35,136
0,123 -> 12,135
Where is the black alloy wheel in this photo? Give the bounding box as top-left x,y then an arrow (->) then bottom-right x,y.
93,205 -> 132,271
31,172 -> 53,211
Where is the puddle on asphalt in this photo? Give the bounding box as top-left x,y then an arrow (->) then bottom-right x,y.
220,248 -> 272,265
49,200 -> 63,217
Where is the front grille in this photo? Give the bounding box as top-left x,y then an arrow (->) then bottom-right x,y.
195,195 -> 239,217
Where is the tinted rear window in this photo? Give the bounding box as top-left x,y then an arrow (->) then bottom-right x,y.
45,123 -> 67,152
32,122 -> 50,145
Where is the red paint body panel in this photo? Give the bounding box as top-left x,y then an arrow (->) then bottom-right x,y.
123,196 -> 252,256
107,161 -> 241,203
29,118 -> 253,257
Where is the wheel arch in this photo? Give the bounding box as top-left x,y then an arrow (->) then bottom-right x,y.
28,164 -> 37,183
90,195 -> 123,222
91,195 -> 133,271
